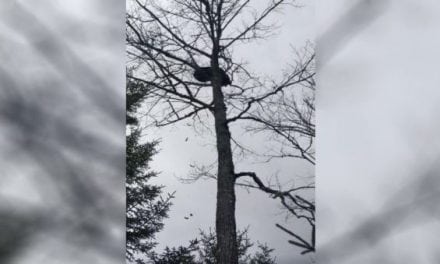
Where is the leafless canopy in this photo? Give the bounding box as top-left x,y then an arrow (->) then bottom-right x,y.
126,0 -> 314,127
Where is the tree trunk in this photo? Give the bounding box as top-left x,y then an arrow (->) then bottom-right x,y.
211,62 -> 238,264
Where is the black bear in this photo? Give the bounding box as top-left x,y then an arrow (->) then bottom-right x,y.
193,67 -> 231,86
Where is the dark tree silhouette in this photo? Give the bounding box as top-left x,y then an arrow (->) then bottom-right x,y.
184,51 -> 316,255
126,79 -> 173,262
126,1 -> 314,263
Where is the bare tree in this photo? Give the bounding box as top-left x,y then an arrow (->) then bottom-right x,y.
187,64 -> 316,255
126,1 -> 314,263
237,68 -> 316,254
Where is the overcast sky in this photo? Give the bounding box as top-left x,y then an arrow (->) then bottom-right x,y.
1,1 -> 125,263
317,0 -> 440,263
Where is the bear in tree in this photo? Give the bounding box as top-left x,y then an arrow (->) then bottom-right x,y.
193,67 -> 231,86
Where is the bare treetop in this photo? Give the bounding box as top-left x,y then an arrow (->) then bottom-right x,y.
127,0 -> 313,127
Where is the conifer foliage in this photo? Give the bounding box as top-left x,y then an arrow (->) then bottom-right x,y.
150,229 -> 276,264
126,79 -> 173,262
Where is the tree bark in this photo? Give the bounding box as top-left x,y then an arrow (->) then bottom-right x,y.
211,60 -> 238,264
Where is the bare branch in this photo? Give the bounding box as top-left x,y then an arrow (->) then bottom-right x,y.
235,171 -> 315,254
222,0 -> 287,50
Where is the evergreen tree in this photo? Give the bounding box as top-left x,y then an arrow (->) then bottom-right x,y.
126,79 -> 173,262
150,246 -> 197,264
150,229 -> 277,264
249,244 -> 276,264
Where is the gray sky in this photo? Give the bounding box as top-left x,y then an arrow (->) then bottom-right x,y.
317,0 -> 440,263
0,1 -> 125,263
